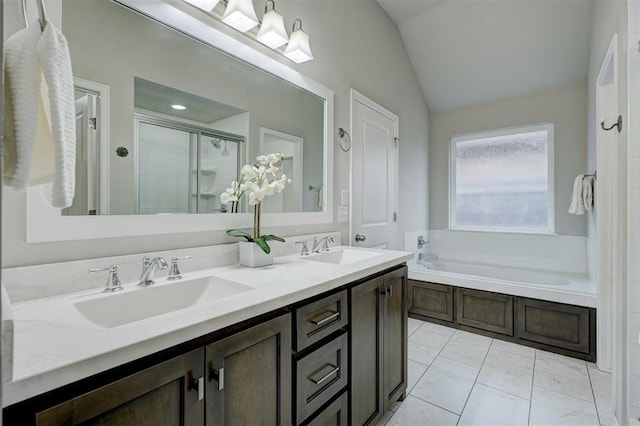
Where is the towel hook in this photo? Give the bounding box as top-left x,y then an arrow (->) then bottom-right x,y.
21,0 -> 29,28
21,0 -> 47,30
36,0 -> 48,31
601,115 -> 623,133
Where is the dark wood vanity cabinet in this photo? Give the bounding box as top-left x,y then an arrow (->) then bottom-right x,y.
205,314 -> 292,426
33,348 -> 205,425
4,265 -> 409,426
350,267 -> 408,425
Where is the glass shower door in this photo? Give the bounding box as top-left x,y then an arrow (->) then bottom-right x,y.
137,122 -> 195,214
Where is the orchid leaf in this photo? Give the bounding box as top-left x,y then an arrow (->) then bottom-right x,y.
226,229 -> 253,242
262,234 -> 285,243
254,237 -> 271,254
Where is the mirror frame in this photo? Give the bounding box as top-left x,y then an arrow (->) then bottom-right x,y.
26,0 -> 334,243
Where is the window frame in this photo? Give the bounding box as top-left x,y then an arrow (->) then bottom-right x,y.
448,122 -> 556,235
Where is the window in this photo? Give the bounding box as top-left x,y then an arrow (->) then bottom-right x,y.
450,123 -> 554,233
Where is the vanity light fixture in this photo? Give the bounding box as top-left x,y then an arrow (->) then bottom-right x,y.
222,0 -> 259,32
256,0 -> 289,49
283,19 -> 313,63
171,104 -> 187,110
182,0 -> 219,12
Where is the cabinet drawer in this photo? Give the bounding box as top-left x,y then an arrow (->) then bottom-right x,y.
517,298 -> 592,354
295,290 -> 348,351
305,391 -> 348,426
408,280 -> 454,322
457,288 -> 514,336
295,333 -> 349,425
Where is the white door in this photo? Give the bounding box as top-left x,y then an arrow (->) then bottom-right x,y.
350,90 -> 399,249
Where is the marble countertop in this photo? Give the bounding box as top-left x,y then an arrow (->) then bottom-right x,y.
3,246 -> 412,407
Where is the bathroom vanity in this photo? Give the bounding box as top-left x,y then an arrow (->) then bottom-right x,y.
2,246 -> 411,425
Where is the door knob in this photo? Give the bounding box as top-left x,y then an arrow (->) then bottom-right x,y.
355,234 -> 366,242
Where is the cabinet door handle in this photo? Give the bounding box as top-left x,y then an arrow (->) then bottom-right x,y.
310,310 -> 340,326
190,376 -> 204,401
380,287 -> 389,300
309,364 -> 340,385
210,366 -> 224,391
388,285 -> 393,298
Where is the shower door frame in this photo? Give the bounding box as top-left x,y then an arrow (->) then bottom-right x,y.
133,113 -> 244,215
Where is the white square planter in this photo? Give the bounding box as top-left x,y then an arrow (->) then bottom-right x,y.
238,241 -> 273,267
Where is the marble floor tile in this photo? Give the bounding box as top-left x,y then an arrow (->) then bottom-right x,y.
411,356 -> 479,414
534,349 -> 594,402
386,395 -> 459,426
458,383 -> 530,426
588,367 -> 613,426
491,338 -> 536,360
438,329 -> 492,368
408,327 -> 451,366
418,321 -> 457,338
529,385 -> 600,426
407,359 -> 429,393
408,317 -> 423,337
477,346 -> 534,399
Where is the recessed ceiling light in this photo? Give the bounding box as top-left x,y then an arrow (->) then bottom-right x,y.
171,104 -> 187,110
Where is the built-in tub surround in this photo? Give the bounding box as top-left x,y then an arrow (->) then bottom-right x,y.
409,260 -> 595,308
405,230 -> 588,275
1,239 -> 412,407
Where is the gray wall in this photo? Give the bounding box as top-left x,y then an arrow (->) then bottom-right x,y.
1,0 -> 429,267
429,81 -> 588,236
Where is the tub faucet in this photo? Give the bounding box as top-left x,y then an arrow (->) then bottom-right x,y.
138,256 -> 168,286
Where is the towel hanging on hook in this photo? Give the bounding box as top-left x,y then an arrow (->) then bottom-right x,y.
21,0 -> 48,31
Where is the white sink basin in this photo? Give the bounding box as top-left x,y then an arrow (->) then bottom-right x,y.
304,248 -> 384,265
74,276 -> 253,328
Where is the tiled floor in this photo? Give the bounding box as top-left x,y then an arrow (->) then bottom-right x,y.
378,318 -> 613,426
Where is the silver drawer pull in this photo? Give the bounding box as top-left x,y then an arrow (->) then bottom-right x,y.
211,367 -> 224,391
190,376 -> 204,401
309,364 -> 340,385
310,311 -> 340,326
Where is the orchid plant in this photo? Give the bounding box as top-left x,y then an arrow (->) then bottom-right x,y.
221,153 -> 291,254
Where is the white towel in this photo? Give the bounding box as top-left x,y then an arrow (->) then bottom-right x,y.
568,174 -> 585,215
583,175 -> 594,211
3,24 -> 54,189
3,22 -> 76,208
36,22 -> 76,208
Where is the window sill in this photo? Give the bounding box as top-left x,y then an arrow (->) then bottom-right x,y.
446,227 -> 560,237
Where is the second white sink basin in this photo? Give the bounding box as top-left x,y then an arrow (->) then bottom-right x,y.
304,248 -> 383,265
74,276 -> 253,328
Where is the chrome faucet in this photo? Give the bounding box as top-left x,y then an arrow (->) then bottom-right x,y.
89,265 -> 123,293
296,241 -> 310,256
138,256 -> 168,286
312,236 -> 335,253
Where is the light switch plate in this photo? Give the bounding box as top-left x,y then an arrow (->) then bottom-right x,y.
341,189 -> 349,206
338,206 -> 348,222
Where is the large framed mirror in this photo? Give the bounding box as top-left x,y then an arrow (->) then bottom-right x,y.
26,0 -> 334,242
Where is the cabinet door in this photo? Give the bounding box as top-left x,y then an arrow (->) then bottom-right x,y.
35,349 -> 204,426
383,267 -> 407,411
350,276 -> 384,426
408,280 -> 454,322
457,288 -> 514,336
205,314 -> 292,426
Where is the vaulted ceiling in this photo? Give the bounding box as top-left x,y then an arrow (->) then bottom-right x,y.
376,0 -> 593,113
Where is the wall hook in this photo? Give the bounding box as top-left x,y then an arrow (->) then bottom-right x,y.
601,115 -> 623,133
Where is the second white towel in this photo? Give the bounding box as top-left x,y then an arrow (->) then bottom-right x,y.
568,174 -> 594,215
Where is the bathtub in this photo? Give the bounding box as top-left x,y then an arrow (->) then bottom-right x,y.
408,259 -> 596,308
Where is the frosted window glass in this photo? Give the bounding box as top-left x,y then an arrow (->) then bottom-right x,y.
453,128 -> 550,231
